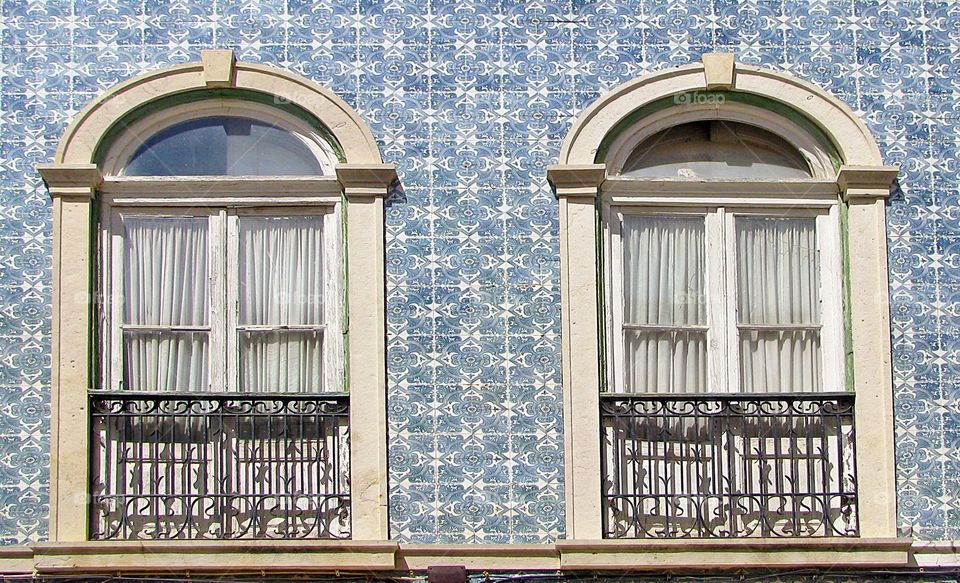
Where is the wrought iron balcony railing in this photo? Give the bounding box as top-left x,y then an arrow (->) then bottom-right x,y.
90,392 -> 350,540
600,393 -> 857,539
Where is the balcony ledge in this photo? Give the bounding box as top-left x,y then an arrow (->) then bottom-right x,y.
0,537 -> 919,575
556,537 -> 914,569
30,540 -> 399,574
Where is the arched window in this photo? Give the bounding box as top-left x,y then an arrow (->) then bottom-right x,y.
620,121 -> 812,179
38,51 -> 396,558
549,54 -> 906,566
97,99 -> 344,396
604,115 -> 844,397
122,116 -> 327,176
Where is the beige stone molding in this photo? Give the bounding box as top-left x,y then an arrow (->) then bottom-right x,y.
55,49 -> 384,166
0,538 -> 919,574
912,542 -> 960,567
558,53 -> 883,168
337,163 -> 399,198
702,52 -> 735,90
556,538 -> 914,569
547,163 -> 606,198
31,540 -> 399,573
40,51 -> 392,545
397,544 -> 559,570
338,162 -> 396,541
837,164 -> 900,200
201,49 -> 236,87
551,54 -> 901,544
37,164 -> 102,198
549,162 -> 606,539
0,546 -> 34,575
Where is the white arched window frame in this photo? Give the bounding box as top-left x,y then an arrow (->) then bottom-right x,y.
37,50 -> 397,567
602,113 -> 845,397
549,54 -> 909,568
97,99 -> 346,395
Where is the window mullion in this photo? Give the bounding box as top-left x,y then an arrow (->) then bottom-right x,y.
705,208 -> 728,394
209,210 -> 229,392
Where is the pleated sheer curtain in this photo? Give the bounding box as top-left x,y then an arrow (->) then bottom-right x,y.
620,214 -> 821,394
736,218 -> 821,393
122,215 -> 326,393
622,215 -> 707,393
238,216 -> 325,393
123,217 -> 209,391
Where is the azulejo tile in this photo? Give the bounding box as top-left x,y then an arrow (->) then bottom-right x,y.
0,0 -> 958,546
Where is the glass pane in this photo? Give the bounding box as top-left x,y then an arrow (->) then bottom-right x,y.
240,330 -> 323,392
736,217 -> 819,325
621,121 -> 812,179
123,331 -> 209,391
623,215 -> 706,326
740,329 -> 822,392
124,116 -> 326,176
123,216 -> 208,327
239,216 -> 325,326
624,330 -> 707,393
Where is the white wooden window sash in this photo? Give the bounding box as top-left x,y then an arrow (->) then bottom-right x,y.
103,204 -> 343,393
607,203 -> 843,394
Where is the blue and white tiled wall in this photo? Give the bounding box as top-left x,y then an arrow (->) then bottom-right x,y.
0,0 -> 957,544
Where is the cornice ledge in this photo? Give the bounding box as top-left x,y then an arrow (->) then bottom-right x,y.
547,164 -> 606,199
37,163 -> 102,199
556,537 -> 913,570
30,540 -> 400,573
336,164 -> 398,199
398,543 -> 559,570
837,165 -> 899,200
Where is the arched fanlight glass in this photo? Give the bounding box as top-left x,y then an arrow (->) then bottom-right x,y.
621,121 -> 812,179
123,116 -> 327,176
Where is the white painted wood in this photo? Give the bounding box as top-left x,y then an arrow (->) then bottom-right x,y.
121,325 -> 212,332
608,210 -> 625,393
323,207 -> 345,394
225,212 -> 239,392
622,324 -> 709,331
108,210 -> 124,391
819,207 -> 846,391
705,210 -> 726,394
96,210 -> 111,392
722,209 -> 740,394
601,204 -> 617,393
206,210 -> 225,393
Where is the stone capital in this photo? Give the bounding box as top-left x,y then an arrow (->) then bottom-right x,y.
336,164 -> 398,199
37,164 -> 102,199
837,165 -> 899,201
547,164 -> 606,200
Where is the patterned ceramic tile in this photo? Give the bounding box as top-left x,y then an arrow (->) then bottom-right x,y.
0,0 -> 958,546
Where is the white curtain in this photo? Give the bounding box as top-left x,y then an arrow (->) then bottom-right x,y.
239,216 -> 324,393
123,217 -> 208,391
622,216 -> 707,393
737,218 -> 821,392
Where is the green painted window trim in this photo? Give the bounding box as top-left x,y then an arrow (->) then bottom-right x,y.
840,203 -> 855,392
594,91 -> 843,173
595,202 -> 608,393
92,88 -> 346,167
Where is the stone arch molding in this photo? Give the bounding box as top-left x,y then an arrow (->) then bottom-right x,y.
38,49 -> 395,545
547,53 -> 903,550
558,52 -> 886,169
54,49 -> 384,166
